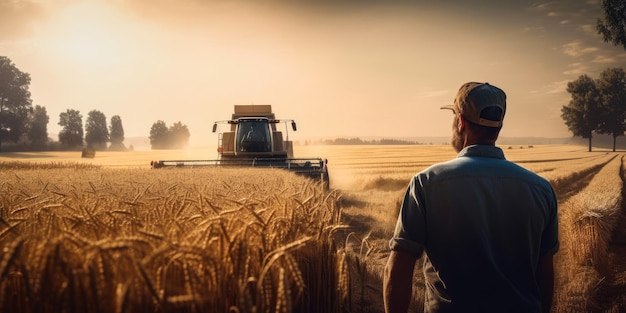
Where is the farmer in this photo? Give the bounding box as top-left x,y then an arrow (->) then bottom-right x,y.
383,82 -> 559,313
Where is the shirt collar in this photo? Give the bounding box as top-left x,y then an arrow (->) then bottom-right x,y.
457,145 -> 505,159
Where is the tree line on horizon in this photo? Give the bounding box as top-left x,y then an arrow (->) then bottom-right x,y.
304,137 -> 427,145
0,56 -> 190,152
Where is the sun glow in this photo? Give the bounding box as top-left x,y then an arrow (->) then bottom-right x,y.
43,1 -> 128,67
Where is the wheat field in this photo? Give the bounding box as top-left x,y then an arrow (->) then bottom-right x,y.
1,144 -> 625,312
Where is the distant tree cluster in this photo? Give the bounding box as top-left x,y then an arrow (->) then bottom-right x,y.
0,54 -> 193,152
378,138 -> 422,145
561,67 -> 626,152
314,137 -> 422,145
0,56 -> 166,152
149,120 -> 190,149
53,109 -> 127,151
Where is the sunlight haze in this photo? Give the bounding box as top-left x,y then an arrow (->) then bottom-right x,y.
2,0 -> 625,147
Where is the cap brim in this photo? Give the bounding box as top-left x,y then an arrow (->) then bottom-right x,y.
440,104 -> 454,111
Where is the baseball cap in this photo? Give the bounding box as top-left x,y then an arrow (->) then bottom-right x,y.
441,82 -> 506,127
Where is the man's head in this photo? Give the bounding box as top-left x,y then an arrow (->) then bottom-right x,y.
442,82 -> 507,151
442,82 -> 506,127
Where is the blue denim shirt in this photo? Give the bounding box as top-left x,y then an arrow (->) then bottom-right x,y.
390,145 -> 559,312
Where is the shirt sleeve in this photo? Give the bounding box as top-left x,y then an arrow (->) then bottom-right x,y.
389,178 -> 426,258
540,186 -> 559,256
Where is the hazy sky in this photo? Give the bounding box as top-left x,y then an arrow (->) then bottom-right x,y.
2,0 -> 626,146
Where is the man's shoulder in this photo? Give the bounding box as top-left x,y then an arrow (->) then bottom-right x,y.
413,158 -> 468,182
417,156 -> 553,188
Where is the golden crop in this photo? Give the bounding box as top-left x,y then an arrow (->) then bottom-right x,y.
0,166 -> 346,312
1,144 -> 624,312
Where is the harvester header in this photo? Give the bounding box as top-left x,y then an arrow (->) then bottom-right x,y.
151,105 -> 329,188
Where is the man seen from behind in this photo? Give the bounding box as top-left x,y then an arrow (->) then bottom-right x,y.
383,82 -> 559,313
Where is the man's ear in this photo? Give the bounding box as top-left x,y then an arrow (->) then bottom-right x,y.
457,114 -> 465,132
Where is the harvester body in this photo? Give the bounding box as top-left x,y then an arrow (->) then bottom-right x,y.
218,105 -> 293,159
151,105 -> 329,188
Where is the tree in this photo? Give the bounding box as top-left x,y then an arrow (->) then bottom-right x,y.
109,115 -> 126,151
149,120 -> 169,149
0,56 -> 32,151
149,120 -> 191,149
28,105 -> 49,149
85,110 -> 108,150
58,109 -> 83,148
597,0 -> 626,50
596,68 -> 626,151
561,75 -> 602,152
168,121 -> 190,149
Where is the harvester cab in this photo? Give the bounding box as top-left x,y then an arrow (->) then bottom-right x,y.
151,105 -> 329,189
214,105 -> 296,159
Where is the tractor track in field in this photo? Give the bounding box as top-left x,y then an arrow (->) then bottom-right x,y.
597,154 -> 626,312
553,158 -> 614,204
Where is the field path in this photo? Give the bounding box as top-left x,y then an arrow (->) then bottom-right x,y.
551,156 -> 614,203
599,155 -> 626,312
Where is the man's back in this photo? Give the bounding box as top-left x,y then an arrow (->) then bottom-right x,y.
392,145 -> 559,312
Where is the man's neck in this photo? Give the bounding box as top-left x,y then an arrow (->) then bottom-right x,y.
463,135 -> 497,147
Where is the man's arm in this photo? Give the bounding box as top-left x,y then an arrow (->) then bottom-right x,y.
383,249 -> 418,313
536,253 -> 555,312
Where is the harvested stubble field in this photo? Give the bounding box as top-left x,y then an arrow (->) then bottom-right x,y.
1,144 -> 626,312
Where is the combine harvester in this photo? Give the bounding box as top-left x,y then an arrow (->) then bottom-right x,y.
151,105 -> 329,188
